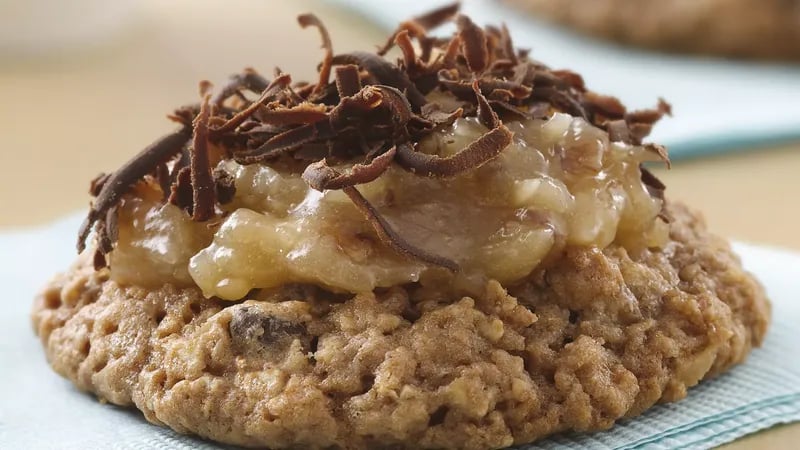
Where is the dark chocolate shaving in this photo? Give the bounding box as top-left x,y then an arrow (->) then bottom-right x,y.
212,68 -> 269,108
473,80 -> 500,129
190,95 -> 216,221
302,145 -> 396,191
376,2 -> 460,56
234,120 -> 335,163
168,166 -> 193,213
343,186 -> 459,271
93,248 -> 107,271
334,65 -> 362,98
441,36 -> 462,68
500,24 -> 517,65
395,30 -> 418,73
411,2 -> 460,31
155,163 -> 171,201
212,74 -> 292,135
89,173 -> 110,197
255,103 -> 328,126
640,166 -> 666,200
531,87 -> 588,119
213,167 -> 236,204
77,127 -> 191,252
395,125 -> 513,177
488,100 -> 529,121
298,14 -> 333,96
606,119 -> 632,144
419,103 -> 464,127
331,52 -> 427,111
457,15 -> 489,74
644,143 -> 671,168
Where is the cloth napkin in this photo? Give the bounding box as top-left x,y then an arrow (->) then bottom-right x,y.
329,0 -> 800,160
1,214 -> 799,450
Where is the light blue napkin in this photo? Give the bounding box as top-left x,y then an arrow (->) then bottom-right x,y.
329,0 -> 800,160
1,214 -> 799,449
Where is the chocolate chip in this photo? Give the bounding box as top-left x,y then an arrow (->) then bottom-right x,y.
228,306 -> 309,353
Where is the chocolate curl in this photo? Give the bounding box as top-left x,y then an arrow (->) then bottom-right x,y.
334,65 -> 362,98
212,73 -> 292,135
190,94 -> 216,221
302,146 -> 397,191
376,2 -> 460,55
77,127 -> 191,252
395,125 -> 512,177
298,14 -> 333,96
343,186 -> 459,271
456,15 -> 489,74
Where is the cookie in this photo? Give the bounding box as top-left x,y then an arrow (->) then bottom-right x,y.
33,203 -> 769,449
32,3 -> 770,448
502,0 -> 800,60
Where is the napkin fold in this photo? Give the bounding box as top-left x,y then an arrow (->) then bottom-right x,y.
329,0 -> 800,160
1,214 -> 799,449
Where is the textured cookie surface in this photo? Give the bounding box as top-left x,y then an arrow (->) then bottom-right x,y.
502,0 -> 800,60
32,203 -> 769,449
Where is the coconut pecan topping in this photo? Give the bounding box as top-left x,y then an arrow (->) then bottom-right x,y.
77,4 -> 669,271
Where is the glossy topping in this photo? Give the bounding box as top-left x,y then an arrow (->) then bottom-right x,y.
77,3 -> 671,299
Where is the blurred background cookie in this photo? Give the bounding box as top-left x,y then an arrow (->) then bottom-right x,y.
500,0 -> 800,60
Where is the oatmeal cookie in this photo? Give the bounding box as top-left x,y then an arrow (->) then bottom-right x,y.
32,4 -> 770,448
501,0 -> 800,60
32,203 -> 769,449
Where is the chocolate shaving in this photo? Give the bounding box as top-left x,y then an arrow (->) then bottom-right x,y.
500,24 -> 517,65
155,163 -> 171,201
303,145 -> 396,191
441,36 -> 461,69
457,15 -> 489,74
93,249 -> 107,271
168,166 -> 193,213
473,80 -> 500,129
213,167 -> 236,204
640,166 -> 666,200
531,87 -> 588,119
104,206 -> 119,252
644,143 -> 671,168
411,2 -> 460,30
89,173 -> 110,197
395,125 -> 513,177
331,52 -> 427,111
376,2 -> 460,56
343,186 -> 459,271
256,103 -> 328,126
234,120 -> 335,163
212,74 -> 292,135
335,65 -> 362,98
77,127 -> 191,252
625,98 -> 672,143
212,68 -> 269,108
584,92 -> 626,119
395,30 -> 418,73
298,14 -> 333,96
190,95 -> 216,221
489,100 -> 529,121
551,69 -> 586,91
606,119 -> 632,144
420,103 -> 464,127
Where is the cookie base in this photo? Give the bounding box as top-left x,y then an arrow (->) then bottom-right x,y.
32,203 -> 770,449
